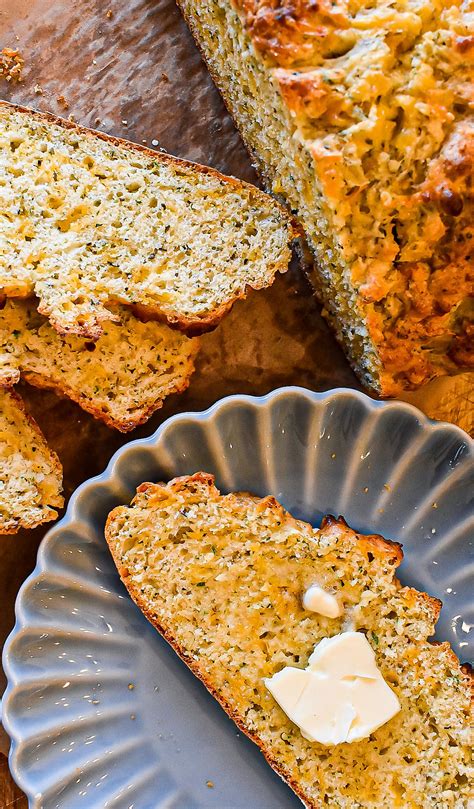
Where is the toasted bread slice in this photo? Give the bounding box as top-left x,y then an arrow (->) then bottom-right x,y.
0,388 -> 63,533
106,473 -> 473,808
0,101 -> 295,339
0,299 -> 199,432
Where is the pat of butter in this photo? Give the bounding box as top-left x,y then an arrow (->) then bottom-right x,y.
303,584 -> 341,618
265,632 -> 400,746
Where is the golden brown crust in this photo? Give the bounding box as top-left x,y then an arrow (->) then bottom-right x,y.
234,5 -> 474,394
178,1 -> 474,395
372,120 -> 474,392
321,516 -> 444,625
176,1 -> 381,392
233,0 -> 350,67
321,515 -> 404,566
0,389 -> 63,534
0,100 -> 298,338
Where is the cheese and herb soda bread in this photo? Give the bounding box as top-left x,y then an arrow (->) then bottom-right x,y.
178,1 -> 474,395
0,101 -> 296,339
105,473 -> 473,809
0,388 -> 63,533
0,299 -> 199,432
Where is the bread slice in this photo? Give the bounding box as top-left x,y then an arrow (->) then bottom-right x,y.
177,2 -> 473,395
0,299 -> 199,432
105,473 -> 473,808
0,388 -> 63,533
0,101 -> 295,339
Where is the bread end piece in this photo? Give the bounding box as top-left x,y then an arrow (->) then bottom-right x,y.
0,389 -> 63,533
177,1 -> 474,396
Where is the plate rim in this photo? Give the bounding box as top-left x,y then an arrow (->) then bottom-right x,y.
2,385 -> 473,804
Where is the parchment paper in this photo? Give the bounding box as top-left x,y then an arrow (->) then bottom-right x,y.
0,0 -> 472,764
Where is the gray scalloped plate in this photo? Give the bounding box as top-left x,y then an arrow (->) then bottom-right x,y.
3,387 -> 473,808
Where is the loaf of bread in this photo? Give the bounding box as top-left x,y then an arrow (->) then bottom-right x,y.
0,101 -> 295,339
106,473 -> 473,808
178,1 -> 473,395
0,299 -> 199,432
0,389 -> 63,533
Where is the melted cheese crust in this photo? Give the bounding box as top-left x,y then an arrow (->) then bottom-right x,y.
235,0 -> 473,392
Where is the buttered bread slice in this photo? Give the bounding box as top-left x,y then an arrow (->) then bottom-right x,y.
0,299 -> 199,432
0,102 -> 295,338
0,389 -> 63,533
105,473 -> 472,809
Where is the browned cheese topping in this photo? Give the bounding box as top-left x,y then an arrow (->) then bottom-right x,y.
235,0 -> 473,392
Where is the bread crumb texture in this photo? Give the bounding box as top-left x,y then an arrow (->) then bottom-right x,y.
0,102 -> 294,338
179,0 -> 474,394
0,48 -> 24,83
0,389 -> 63,533
106,473 -> 473,809
0,299 -> 199,431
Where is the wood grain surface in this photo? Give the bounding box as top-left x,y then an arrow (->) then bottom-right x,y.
0,0 -> 472,803
0,752 -> 27,808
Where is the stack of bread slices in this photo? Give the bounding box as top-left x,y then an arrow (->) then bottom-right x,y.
0,101 -> 295,532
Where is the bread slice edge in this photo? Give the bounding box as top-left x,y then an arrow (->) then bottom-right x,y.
0,389 -> 64,533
